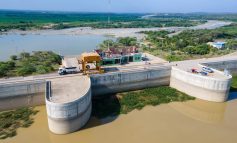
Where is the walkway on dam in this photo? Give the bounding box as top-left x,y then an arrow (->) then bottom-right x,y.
0,55 -> 237,85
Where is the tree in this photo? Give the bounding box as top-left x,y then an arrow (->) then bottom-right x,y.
19,52 -> 30,59
99,40 -> 115,50
0,61 -> 15,77
16,64 -> 36,76
226,40 -> 237,49
117,37 -> 137,46
10,55 -> 17,61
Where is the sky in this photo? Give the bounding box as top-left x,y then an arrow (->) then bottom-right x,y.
0,0 -> 237,13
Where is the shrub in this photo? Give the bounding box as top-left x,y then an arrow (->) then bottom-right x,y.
17,64 -> 36,76
10,55 -> 17,61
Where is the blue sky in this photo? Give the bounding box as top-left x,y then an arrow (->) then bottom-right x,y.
0,0 -> 237,13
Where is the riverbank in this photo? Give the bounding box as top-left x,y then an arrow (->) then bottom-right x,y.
2,20 -> 232,39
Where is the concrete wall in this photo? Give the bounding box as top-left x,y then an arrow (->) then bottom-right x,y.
0,80 -> 46,111
202,60 -> 237,74
90,66 -> 171,97
170,67 -> 232,102
45,81 -> 92,134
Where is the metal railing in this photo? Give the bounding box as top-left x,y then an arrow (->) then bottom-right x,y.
45,81 -> 52,101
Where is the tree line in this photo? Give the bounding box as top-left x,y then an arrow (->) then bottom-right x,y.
0,51 -> 61,78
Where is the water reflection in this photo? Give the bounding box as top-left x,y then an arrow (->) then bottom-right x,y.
169,99 -> 227,124
228,92 -> 237,101
170,92 -> 237,124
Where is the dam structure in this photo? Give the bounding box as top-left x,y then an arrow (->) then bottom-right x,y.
91,65 -> 171,97
0,80 -> 46,111
0,55 -> 236,134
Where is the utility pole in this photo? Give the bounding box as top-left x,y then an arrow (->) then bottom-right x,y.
107,0 -> 111,50
108,0 -> 111,25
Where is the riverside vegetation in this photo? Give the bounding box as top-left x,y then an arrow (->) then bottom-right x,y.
99,37 -> 137,50
0,107 -> 38,139
92,86 -> 195,118
142,24 -> 237,61
231,74 -> 237,91
0,51 -> 61,78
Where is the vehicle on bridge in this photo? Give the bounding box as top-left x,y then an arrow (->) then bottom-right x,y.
202,67 -> 214,73
58,67 -> 78,75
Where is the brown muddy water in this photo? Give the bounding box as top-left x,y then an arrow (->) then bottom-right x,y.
2,99 -> 237,143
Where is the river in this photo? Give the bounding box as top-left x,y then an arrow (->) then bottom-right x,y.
2,92 -> 237,143
0,20 -> 231,61
0,34 -> 112,61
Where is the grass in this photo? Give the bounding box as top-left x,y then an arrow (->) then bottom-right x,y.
0,107 -> 38,140
92,86 -> 195,118
231,74 -> 237,91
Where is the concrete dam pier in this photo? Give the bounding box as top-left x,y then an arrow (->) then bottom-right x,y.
45,76 -> 92,134
45,66 -> 171,134
170,66 -> 232,102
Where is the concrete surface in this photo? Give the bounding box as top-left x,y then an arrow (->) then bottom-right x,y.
0,80 -> 46,111
50,76 -> 90,103
170,67 -> 231,102
91,66 -> 171,96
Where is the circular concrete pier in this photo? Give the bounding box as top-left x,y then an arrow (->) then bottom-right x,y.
170,66 -> 232,102
46,76 -> 91,134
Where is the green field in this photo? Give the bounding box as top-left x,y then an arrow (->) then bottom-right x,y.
92,86 -> 195,118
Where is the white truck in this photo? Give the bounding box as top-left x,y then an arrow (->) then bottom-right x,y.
58,67 -> 78,75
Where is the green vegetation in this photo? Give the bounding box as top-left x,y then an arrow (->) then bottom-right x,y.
0,51 -> 61,77
92,86 -> 195,118
142,24 -> 237,61
231,74 -> 237,91
0,10 -> 206,31
99,37 -> 137,50
150,13 -> 237,22
0,107 -> 38,139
